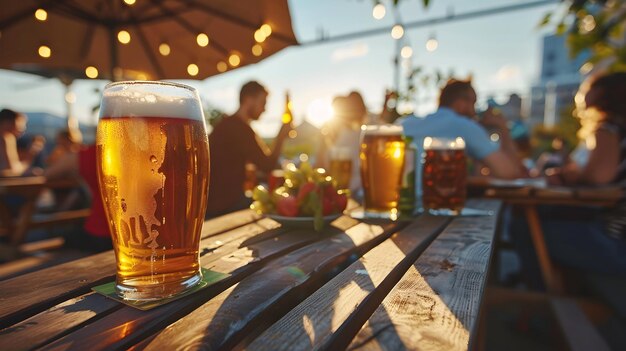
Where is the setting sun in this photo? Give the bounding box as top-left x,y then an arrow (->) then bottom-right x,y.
306,98 -> 333,126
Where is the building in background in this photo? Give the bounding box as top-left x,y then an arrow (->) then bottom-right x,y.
528,34 -> 590,127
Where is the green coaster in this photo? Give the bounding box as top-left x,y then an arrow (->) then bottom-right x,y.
92,268 -> 229,311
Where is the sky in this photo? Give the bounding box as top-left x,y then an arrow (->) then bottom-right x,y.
0,0 -> 559,137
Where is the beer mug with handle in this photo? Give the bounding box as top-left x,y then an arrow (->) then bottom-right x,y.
97,81 -> 209,301
422,136 -> 466,215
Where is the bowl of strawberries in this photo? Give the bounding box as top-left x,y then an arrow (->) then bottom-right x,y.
250,161 -> 348,231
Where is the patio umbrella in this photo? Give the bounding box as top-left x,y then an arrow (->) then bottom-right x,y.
0,0 -> 298,81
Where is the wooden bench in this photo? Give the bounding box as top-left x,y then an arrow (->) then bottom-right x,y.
0,177 -> 90,247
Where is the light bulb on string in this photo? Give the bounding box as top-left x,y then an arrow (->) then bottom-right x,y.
426,34 -> 438,52
373,3 -> 386,20
391,25 -> 404,39
401,45 -> 413,58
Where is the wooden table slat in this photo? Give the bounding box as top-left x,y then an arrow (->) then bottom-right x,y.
348,200 -> 501,351
141,221 -> 401,351
0,212 -> 267,328
36,218 -> 363,351
0,292 -> 121,351
247,214 -> 451,351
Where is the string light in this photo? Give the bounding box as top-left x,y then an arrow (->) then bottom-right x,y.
124,0 -> 136,5
196,33 -> 209,47
65,92 -> 77,104
187,64 -> 199,76
85,66 -> 99,79
38,45 -> 51,58
228,53 -> 241,67
216,61 -> 228,72
158,43 -> 170,56
252,44 -> 263,56
117,30 -> 131,44
260,24 -> 272,37
373,3 -> 386,20
426,37 -> 438,52
391,25 -> 404,39
401,45 -> 413,58
35,9 -> 48,21
254,30 -> 266,43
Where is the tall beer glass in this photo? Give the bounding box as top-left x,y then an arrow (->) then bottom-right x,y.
329,146 -> 352,190
359,125 -> 405,218
422,137 -> 466,215
97,81 -> 209,301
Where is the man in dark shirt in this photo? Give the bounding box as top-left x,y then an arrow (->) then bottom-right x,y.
206,81 -> 292,217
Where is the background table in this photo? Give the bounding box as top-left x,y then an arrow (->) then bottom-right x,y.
469,177 -> 622,294
0,177 -> 90,248
0,199 -> 500,351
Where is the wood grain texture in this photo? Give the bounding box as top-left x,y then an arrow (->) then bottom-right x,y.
348,199 -> 501,351
141,221 -> 399,351
0,292 -> 120,351
37,218 -> 362,351
200,209 -> 261,239
0,214 -> 267,329
247,215 -> 451,351
0,219 -> 289,350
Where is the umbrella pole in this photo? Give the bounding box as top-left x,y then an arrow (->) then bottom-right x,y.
64,82 -> 82,143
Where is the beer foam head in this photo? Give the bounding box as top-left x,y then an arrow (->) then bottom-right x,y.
423,136 -> 466,150
361,124 -> 403,135
100,81 -> 204,121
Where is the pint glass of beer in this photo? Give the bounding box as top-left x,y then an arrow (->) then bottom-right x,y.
359,125 -> 405,217
97,81 -> 209,300
329,146 -> 352,189
422,137 -> 466,215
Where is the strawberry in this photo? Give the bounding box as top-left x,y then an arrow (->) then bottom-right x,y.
334,192 -> 348,213
322,195 -> 334,215
276,193 -> 298,217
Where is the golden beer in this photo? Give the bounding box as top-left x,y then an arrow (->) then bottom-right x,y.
329,147 -> 352,189
359,125 -> 405,216
422,137 -> 466,215
97,81 -> 209,300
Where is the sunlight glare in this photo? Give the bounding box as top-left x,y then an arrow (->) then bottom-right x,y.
306,98 -> 334,125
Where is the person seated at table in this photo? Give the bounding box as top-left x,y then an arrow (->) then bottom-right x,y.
316,91 -> 367,197
46,129 -> 82,166
512,71 -> 626,289
206,81 -> 292,218
45,145 -> 112,253
401,79 -> 527,180
0,108 -> 29,177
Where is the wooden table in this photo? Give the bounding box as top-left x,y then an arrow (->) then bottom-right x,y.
0,177 -> 90,247
0,199 -> 500,351
469,177 -> 623,294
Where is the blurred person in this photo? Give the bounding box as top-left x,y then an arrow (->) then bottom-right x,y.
47,129 -> 82,166
316,91 -> 367,196
402,79 -> 526,180
531,136 -> 570,177
46,130 -> 86,211
17,135 -> 47,173
0,108 -> 29,177
45,145 -> 112,253
206,81 -> 292,218
512,72 -> 626,288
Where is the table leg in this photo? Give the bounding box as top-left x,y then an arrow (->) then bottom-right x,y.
11,199 -> 38,246
0,201 -> 15,238
524,205 -> 563,294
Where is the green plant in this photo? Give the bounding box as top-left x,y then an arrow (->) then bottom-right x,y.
540,0 -> 626,72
